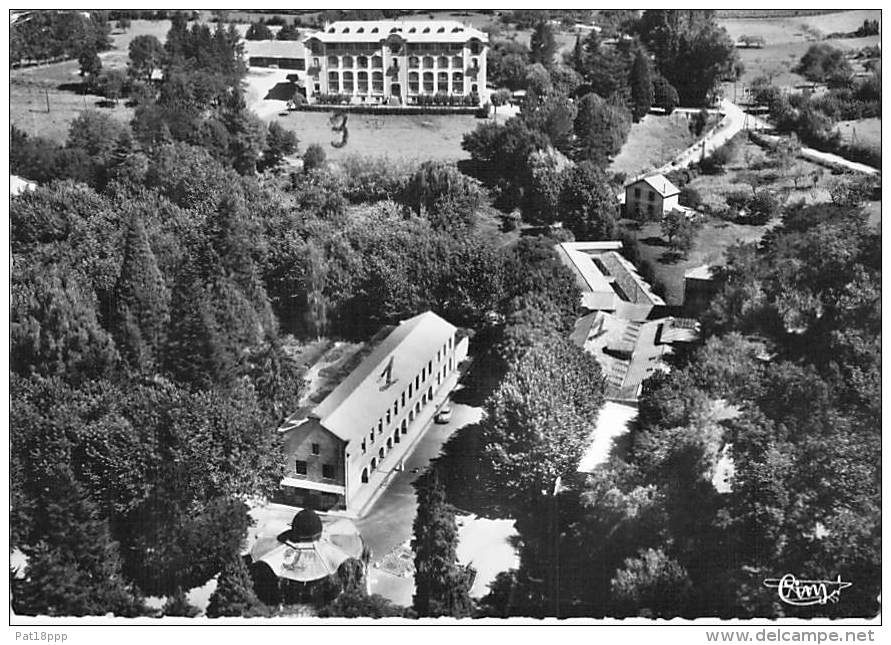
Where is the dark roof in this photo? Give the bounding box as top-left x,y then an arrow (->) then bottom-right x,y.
280,509 -> 323,543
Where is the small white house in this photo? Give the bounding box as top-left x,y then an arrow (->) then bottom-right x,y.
624,174 -> 680,219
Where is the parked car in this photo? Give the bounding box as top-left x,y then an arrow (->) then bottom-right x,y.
434,402 -> 452,424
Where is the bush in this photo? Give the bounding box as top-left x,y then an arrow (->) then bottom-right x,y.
302,144 -> 326,174
700,140 -> 736,174
743,190 -> 780,224
725,189 -> 751,213
338,155 -> 414,203
795,43 -> 853,84
94,68 -> 129,103
829,173 -> 880,207
502,210 -> 522,232
679,186 -> 702,208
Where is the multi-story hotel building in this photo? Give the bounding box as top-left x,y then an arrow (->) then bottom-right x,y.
277,311 -> 468,514
301,20 -> 488,105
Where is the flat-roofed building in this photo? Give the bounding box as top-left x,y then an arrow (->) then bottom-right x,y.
244,39 -> 306,70
278,311 -> 468,514
555,241 -> 665,320
570,311 -> 698,402
302,20 -> 487,106
557,240 -> 697,403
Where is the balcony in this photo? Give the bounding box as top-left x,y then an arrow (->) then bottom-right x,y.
387,65 -> 400,76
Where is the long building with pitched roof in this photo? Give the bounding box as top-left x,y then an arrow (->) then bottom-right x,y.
278,311 -> 467,513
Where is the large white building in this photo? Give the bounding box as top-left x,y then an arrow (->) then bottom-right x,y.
277,311 -> 468,514
246,20 -> 488,107
304,20 -> 488,106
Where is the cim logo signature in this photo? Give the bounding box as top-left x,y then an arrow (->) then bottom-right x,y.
763,574 -> 852,606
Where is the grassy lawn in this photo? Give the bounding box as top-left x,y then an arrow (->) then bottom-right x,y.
630,216 -> 774,307
609,113 -> 698,179
9,20 -> 173,142
688,135 -> 845,209
11,61 -> 134,142
273,110 -> 483,162
719,9 -> 880,90
633,134 -> 858,306
835,118 -> 881,155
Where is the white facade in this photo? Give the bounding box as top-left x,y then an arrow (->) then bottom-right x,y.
302,20 -> 487,106
624,174 -> 681,219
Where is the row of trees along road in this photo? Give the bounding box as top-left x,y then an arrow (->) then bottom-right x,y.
470,10 -> 738,229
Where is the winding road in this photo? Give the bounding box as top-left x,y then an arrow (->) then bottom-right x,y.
653,99 -> 879,179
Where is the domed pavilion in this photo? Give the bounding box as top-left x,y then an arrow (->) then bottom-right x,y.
248,508 -> 366,605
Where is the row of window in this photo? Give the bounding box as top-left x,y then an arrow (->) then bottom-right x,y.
295,459 -> 335,480
328,71 -> 386,93
324,26 -> 469,36
406,42 -> 472,53
632,187 -> 659,202
407,55 -> 468,69
320,55 -> 479,70
327,55 -> 384,68
360,335 -> 457,456
329,72 -> 470,91
359,350 -> 457,485
408,71 -> 465,93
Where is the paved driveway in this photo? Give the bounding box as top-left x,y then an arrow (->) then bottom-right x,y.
357,401 -> 483,564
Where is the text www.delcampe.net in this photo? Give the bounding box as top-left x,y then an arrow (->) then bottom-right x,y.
705,630 -> 876,643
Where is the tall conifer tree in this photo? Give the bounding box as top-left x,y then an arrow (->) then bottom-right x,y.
206,556 -> 267,618
412,471 -> 474,618
630,44 -> 654,122
112,215 -> 170,371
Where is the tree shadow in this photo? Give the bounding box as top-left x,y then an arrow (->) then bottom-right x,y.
57,81 -> 89,93
431,423 -> 511,521
457,158 -> 500,187
264,81 -> 296,101
658,250 -> 685,264
639,236 -> 670,247
608,431 -> 634,463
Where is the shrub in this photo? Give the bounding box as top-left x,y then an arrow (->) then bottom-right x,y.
743,190 -> 780,224
795,43 -> 852,83
502,210 -> 522,232
829,173 -> 880,207
700,140 -> 736,174
302,144 -> 327,174
725,190 -> 751,213
679,186 -> 702,208
338,155 -> 414,203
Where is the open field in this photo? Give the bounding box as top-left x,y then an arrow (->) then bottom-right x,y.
272,110 -> 483,162
609,113 -> 698,179
635,133 -> 880,305
719,9 -> 880,90
10,19 -> 177,142
686,137 -> 845,209
11,58 -> 134,142
632,216 -> 775,307
835,118 -> 881,154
